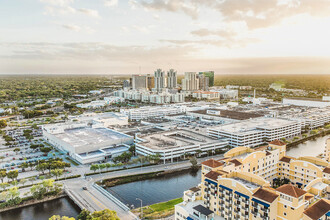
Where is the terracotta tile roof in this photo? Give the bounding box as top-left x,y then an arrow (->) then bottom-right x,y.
269,140 -> 286,146
305,193 -> 314,201
204,171 -> 221,181
201,159 -> 223,168
276,184 -> 306,198
229,159 -> 242,167
303,199 -> 330,220
218,157 -> 229,161
252,188 -> 279,203
323,167 -> 330,174
279,156 -> 293,163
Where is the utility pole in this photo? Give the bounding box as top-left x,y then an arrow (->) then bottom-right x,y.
136,198 -> 143,219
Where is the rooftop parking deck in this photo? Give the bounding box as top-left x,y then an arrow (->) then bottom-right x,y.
210,117 -> 298,134
190,109 -> 264,120
54,127 -> 130,148
137,128 -> 221,150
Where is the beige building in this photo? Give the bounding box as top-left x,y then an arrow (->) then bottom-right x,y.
175,140 -> 330,220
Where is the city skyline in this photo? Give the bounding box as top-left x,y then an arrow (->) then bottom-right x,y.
1,0 -> 330,75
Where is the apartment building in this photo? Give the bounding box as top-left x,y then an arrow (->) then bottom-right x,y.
120,105 -> 185,121
207,118 -> 301,148
198,74 -> 209,91
114,89 -> 184,104
154,69 -> 167,91
182,72 -> 199,91
199,71 -> 215,87
175,140 -> 330,220
192,91 -> 220,100
303,199 -> 330,220
167,69 -> 177,89
132,75 -> 147,90
326,138 -> 330,163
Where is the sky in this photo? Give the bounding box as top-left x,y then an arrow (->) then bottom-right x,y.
1,0 -> 330,75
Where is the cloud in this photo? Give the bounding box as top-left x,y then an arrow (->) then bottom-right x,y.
61,24 -> 81,31
136,0 -> 199,19
44,5 -> 76,15
191,28 -> 237,39
132,25 -> 153,33
60,24 -> 95,33
215,0 -> 330,29
39,0 -> 74,6
132,0 -> 330,30
160,37 -> 259,48
104,0 -> 118,7
77,8 -> 100,18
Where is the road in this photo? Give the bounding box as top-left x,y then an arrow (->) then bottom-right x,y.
13,154 -> 224,219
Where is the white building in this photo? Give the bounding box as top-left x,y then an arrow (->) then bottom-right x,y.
104,96 -> 125,104
210,89 -> 238,100
76,100 -> 107,109
283,98 -> 330,108
167,69 -> 177,89
43,123 -> 133,164
182,72 -> 199,91
323,96 -> 330,101
207,118 -> 301,147
120,105 -> 185,121
279,107 -> 330,130
89,90 -> 103,95
154,69 -> 167,91
113,89 -> 184,104
135,128 -> 229,163
192,91 -> 220,100
269,83 -> 283,91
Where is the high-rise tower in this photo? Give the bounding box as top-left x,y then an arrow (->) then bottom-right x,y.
167,69 -> 177,89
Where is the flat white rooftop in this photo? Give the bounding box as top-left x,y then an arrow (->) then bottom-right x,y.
209,118 -> 297,134
54,127 -> 130,148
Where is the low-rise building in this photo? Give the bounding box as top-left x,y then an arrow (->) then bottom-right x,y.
135,128 -> 228,163
207,118 -> 301,148
114,89 -> 184,104
42,123 -> 133,164
120,105 -> 185,121
192,91 -> 220,100
283,98 -> 330,108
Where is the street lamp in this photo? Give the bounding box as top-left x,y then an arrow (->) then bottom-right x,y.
136,198 -> 143,219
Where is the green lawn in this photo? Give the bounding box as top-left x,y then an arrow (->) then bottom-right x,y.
149,198 -> 183,211
133,197 -> 183,219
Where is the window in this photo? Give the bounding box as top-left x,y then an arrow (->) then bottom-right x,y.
284,205 -> 287,208
284,212 -> 287,216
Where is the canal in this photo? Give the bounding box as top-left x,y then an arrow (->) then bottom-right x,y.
1,135 -> 328,219
107,169 -> 201,208
286,135 -> 329,158
0,197 -> 81,220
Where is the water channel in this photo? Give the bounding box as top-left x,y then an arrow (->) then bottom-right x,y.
0,197 -> 80,220
1,135 -> 328,219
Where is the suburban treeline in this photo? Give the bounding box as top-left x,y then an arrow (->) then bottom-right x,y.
0,75 -> 111,102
